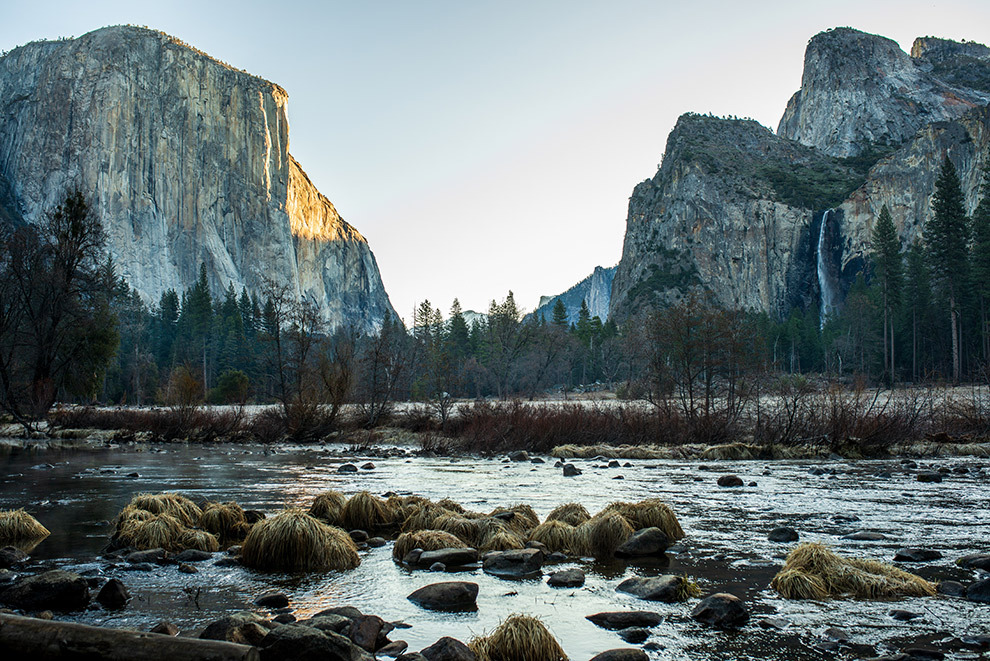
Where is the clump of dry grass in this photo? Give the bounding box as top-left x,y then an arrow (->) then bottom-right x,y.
179,528 -> 220,552
479,529 -> 526,552
199,501 -> 247,543
118,513 -> 186,551
489,504 -> 540,534
437,498 -> 466,513
528,520 -> 580,554
392,529 -> 467,561
0,509 -> 50,541
402,502 -> 451,532
546,503 -> 590,527
469,614 -> 568,661
241,509 -> 359,571
308,491 -> 346,526
341,491 -> 397,530
433,512 -> 483,546
771,543 -> 936,600
576,511 -> 634,558
698,442 -> 758,460
602,499 -> 685,540
128,493 -> 202,527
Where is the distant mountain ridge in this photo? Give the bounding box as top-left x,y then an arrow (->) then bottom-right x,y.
532,265 -> 616,324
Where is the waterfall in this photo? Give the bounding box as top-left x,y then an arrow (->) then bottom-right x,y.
817,209 -> 835,328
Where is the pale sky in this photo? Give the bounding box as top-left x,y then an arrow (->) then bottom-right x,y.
2,1 -> 988,322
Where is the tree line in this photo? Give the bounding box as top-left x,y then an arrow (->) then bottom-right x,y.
1,154 -> 988,433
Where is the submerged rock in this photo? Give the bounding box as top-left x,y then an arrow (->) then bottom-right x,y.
482,548 -> 544,579
255,592 -> 291,609
96,578 -> 130,609
417,548 -> 479,568
768,527 -> 799,542
589,651 -> 649,661
894,548 -> 942,562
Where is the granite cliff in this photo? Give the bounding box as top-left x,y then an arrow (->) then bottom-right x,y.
0,26 -> 395,332
610,28 -> 990,324
533,265 -> 616,324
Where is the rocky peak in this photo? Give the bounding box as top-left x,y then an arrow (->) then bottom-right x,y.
0,25 -> 396,333
778,27 -> 990,157
911,36 -> 990,93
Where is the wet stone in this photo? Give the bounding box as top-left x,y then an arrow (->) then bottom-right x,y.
337,463 -> 359,473
367,537 -> 387,548
902,648 -> 945,660
178,563 -> 198,574
407,582 -> 478,611
174,549 -> 212,562
586,611 -> 664,630
350,530 -> 369,542
200,611 -> 272,646
690,593 -> 749,629
844,531 -> 887,541
1,569 -> 90,611
562,463 -> 582,476
894,548 -> 942,562
616,575 -> 686,602
614,527 -> 671,558
937,580 -> 966,597
0,546 -> 27,569
547,568 -> 585,588
255,592 -> 290,609
482,548 -> 543,579
916,472 -> 942,483
617,627 -> 650,643
125,548 -> 168,564
966,578 -> 990,603
360,462 -> 375,470
957,553 -> 990,570
717,474 -> 744,487
768,527 -> 799,542
890,609 -> 922,621
96,577 -> 129,609
273,613 -> 296,624
150,621 -> 179,635
419,636 -> 475,661
379,640 -> 409,657
418,548 -> 479,568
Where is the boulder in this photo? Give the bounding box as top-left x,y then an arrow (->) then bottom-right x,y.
0,569 -> 90,611
420,636 -> 476,661
894,548 -> 942,562
482,548 -> 544,579
690,593 -> 749,628
0,546 -> 27,569
562,464 -> 582,477
586,611 -> 664,630
967,578 -> 990,603
199,611 -> 273,646
125,548 -> 168,564
96,578 -> 129,609
617,628 -> 650,643
407,582 -> 478,611
260,623 -> 373,661
348,614 -> 391,653
255,592 -> 290,609
937,580 -> 966,597
174,549 -> 213,562
916,472 -> 942,483
395,655 -> 428,661
890,609 -> 922,621
616,575 -> 688,602
150,621 -> 179,635
417,548 -> 479,568
378,640 -> 409,657
507,451 -> 530,462
589,651 -> 649,661
614,527 -> 671,558
768,527 -> 799,542
957,554 -> 990,571
300,614 -> 353,636
843,531 -> 887,541
717,475 -> 744,487
547,568 -> 585,588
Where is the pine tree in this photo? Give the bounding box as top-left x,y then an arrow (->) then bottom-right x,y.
870,204 -> 903,383
924,156 -> 970,381
903,240 -> 933,381
447,298 -> 470,361
551,298 -> 568,327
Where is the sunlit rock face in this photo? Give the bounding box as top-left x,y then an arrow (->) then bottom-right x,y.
778,27 -> 990,158
0,25 -> 395,332
611,30 -> 990,323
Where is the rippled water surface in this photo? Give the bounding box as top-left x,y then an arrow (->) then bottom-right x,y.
1,443 -> 988,660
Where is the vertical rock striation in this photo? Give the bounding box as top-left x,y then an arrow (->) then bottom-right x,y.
533,265 -> 616,324
0,25 -> 395,332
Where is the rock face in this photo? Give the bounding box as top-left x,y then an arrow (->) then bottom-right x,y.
610,28 -> 990,324
532,265 -> 617,323
778,28 -> 990,158
0,26 -> 395,332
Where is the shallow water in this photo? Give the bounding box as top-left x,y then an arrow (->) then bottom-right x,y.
1,443 -> 988,659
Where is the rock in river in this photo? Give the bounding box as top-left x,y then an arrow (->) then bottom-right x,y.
586,611 -> 664,630
894,548 -> 942,562
589,651 -> 649,661
482,548 -> 544,579
259,623 -> 373,661
967,578 -> 990,603
547,568 -> 585,588
768,527 -> 799,542
419,636 -> 476,661
96,577 -> 130,609
0,569 -> 90,611
614,527 -> 671,558
690,593 -> 749,628
407,582 -> 478,611
717,475 -> 744,487
616,575 -> 690,602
